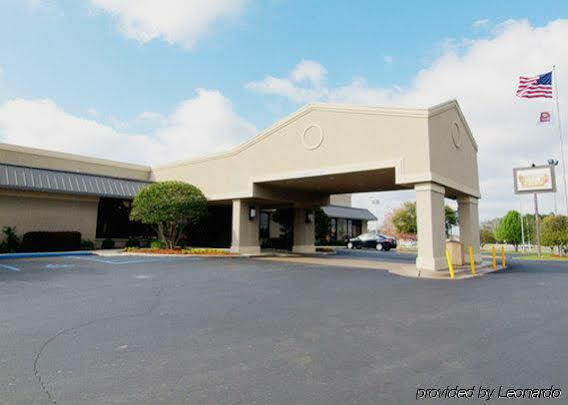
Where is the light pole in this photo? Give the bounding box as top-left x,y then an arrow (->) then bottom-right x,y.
548,158 -> 559,215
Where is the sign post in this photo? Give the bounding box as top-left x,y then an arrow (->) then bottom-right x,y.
513,164 -> 557,258
533,192 -> 541,257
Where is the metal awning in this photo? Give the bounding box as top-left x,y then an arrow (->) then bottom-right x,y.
0,163 -> 150,199
322,205 -> 377,221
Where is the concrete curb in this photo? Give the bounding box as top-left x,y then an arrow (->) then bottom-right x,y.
0,251 -> 94,260
255,256 -> 506,280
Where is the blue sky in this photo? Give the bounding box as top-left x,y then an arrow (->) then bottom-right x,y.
1,0 -> 564,127
1,0 -> 568,221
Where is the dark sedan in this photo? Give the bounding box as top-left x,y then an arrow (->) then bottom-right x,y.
346,233 -> 397,251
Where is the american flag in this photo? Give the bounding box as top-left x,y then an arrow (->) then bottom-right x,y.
516,71 -> 553,98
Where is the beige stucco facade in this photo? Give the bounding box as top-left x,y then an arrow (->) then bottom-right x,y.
0,190 -> 99,241
0,100 -> 480,270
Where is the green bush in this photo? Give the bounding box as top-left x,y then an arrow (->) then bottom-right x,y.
130,181 -> 208,249
150,240 -> 167,249
101,238 -> 115,249
81,240 -> 95,250
0,226 -> 20,253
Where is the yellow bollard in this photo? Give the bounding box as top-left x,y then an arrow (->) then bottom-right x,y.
492,246 -> 497,270
469,246 -> 476,275
446,249 -> 455,279
501,246 -> 506,269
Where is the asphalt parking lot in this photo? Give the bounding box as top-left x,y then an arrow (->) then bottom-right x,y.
1,252 -> 567,404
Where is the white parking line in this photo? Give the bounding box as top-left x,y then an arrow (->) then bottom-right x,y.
71,256 -> 198,265
45,264 -> 75,269
0,264 -> 21,272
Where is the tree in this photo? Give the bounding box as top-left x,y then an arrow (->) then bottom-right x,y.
392,202 -> 417,235
130,181 -> 208,248
444,205 -> 458,237
540,215 -> 568,255
315,208 -> 331,242
391,201 -> 457,238
480,228 -> 496,247
495,210 -> 522,251
380,207 -> 417,241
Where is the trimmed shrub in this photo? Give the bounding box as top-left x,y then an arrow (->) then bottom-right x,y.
21,231 -> 81,252
0,226 -> 20,253
150,240 -> 167,249
81,240 -> 95,250
130,181 -> 208,248
101,238 -> 115,249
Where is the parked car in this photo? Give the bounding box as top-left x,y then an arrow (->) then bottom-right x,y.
346,233 -> 397,251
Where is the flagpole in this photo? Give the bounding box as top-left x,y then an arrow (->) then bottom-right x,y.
553,65 -> 568,215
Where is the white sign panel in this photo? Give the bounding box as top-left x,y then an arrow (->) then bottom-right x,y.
513,165 -> 556,194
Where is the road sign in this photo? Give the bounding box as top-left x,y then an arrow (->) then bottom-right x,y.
513,165 -> 556,194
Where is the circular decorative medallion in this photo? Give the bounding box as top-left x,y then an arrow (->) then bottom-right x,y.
302,124 -> 324,150
450,122 -> 461,149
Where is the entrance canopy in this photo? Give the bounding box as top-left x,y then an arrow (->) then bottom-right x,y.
152,100 -> 479,204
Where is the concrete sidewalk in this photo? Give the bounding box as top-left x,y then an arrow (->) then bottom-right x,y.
256,255 -> 504,280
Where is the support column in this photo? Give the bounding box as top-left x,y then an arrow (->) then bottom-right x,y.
361,221 -> 368,234
230,199 -> 260,255
458,196 -> 481,263
415,182 -> 447,271
292,207 -> 315,253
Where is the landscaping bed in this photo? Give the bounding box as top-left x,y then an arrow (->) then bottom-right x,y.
124,247 -> 236,256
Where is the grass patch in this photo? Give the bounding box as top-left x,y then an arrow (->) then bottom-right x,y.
518,253 -> 568,261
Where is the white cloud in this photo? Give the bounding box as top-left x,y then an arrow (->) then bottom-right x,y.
246,60 -> 395,105
472,18 -> 490,28
152,89 -> 257,158
0,89 -> 256,166
249,19 -> 568,219
89,0 -> 248,48
291,60 -> 327,86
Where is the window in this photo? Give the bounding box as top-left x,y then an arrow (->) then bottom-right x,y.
96,198 -> 154,239
259,212 -> 270,239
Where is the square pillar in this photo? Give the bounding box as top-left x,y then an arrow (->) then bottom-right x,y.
458,196 -> 481,263
292,207 -> 316,253
361,221 -> 368,234
415,182 -> 447,271
230,199 -> 261,255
